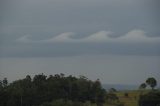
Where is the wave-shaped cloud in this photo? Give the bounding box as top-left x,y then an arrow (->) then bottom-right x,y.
16,29 -> 160,43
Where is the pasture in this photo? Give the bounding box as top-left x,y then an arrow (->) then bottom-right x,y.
105,90 -> 149,106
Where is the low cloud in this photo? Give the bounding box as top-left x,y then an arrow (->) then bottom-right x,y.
115,30 -> 160,43
44,32 -> 76,43
16,34 -> 32,43
16,29 -> 160,43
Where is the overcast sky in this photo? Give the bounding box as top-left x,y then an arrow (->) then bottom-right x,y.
0,0 -> 160,85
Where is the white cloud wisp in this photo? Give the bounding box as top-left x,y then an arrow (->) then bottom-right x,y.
16,29 -> 160,43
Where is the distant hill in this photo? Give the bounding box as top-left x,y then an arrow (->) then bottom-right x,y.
102,84 -> 138,91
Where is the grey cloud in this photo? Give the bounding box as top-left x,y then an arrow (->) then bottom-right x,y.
1,0 -> 159,36
1,42 -> 160,58
0,0 -> 160,58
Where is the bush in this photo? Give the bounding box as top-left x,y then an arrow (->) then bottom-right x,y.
124,93 -> 129,97
139,91 -> 160,106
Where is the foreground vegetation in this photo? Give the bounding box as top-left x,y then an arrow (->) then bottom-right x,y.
0,74 -> 106,106
0,74 -> 159,106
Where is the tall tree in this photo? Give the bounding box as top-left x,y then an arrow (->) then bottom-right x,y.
146,77 -> 157,90
2,78 -> 8,87
139,83 -> 147,90
0,80 -> 2,89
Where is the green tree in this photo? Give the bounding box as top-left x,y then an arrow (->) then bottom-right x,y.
146,77 -> 157,90
96,89 -> 106,106
90,79 -> 106,106
2,78 -> 8,87
0,80 -> 2,89
139,83 -> 147,90
139,91 -> 160,106
109,88 -> 117,93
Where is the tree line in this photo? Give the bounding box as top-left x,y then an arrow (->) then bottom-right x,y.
0,73 -> 106,106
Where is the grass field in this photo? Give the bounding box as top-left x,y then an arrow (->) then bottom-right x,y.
104,90 -> 150,106
115,90 -> 140,106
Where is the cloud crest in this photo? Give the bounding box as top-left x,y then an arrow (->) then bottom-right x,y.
16,29 -> 160,43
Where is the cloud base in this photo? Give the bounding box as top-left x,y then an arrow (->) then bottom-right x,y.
16,29 -> 160,43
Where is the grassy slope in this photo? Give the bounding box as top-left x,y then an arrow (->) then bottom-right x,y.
115,90 -> 140,106
105,90 -> 149,106
89,90 -> 151,106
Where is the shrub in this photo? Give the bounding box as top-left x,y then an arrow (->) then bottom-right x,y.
124,92 -> 129,97
139,91 -> 160,106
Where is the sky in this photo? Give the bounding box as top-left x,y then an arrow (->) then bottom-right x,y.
0,0 -> 160,85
